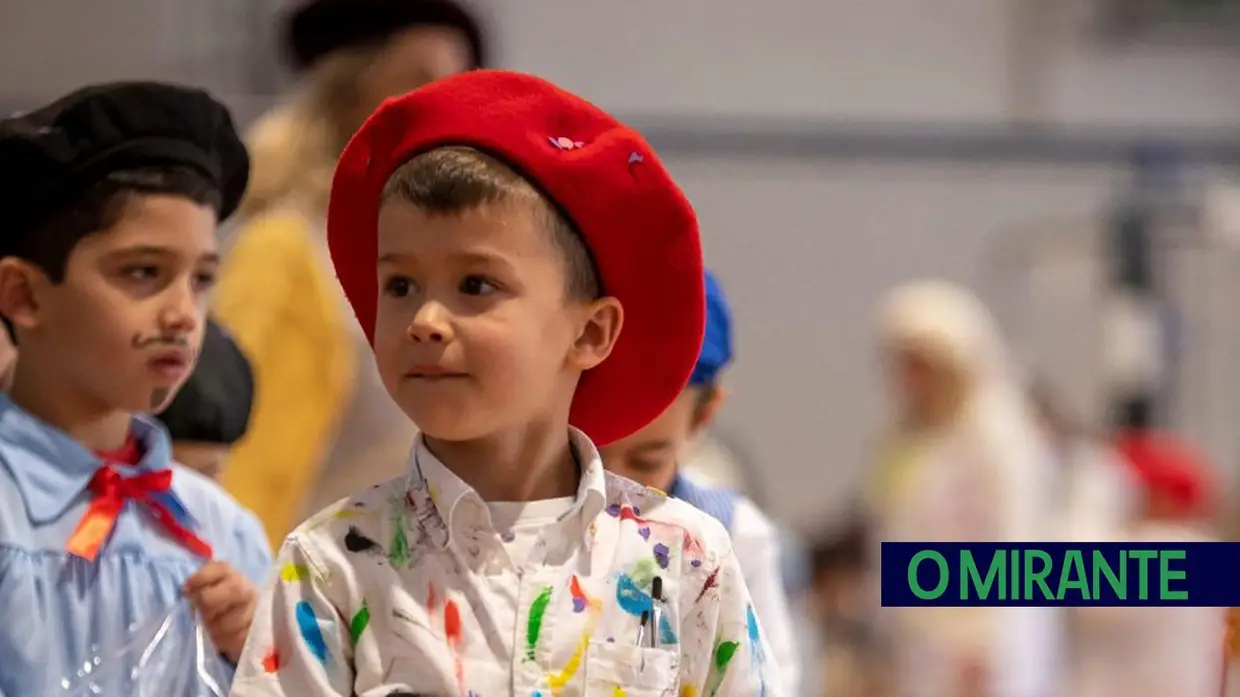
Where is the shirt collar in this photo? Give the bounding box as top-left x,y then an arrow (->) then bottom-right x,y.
0,394 -> 175,524
407,427 -> 608,550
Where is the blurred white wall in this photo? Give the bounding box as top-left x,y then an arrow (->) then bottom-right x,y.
4,0 -> 1240,527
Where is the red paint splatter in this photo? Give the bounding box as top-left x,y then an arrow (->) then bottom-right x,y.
444,599 -> 461,641
683,530 -> 704,556
444,599 -> 464,696
262,648 -> 281,673
695,566 -> 721,603
620,505 -> 690,541
619,504 -> 705,564
427,583 -> 438,614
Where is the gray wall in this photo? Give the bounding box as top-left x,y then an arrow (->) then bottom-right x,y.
5,0 -> 1240,527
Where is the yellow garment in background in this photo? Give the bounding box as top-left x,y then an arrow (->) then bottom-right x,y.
870,435 -> 928,516
214,212 -> 355,549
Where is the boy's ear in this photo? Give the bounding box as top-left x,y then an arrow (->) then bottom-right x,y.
690,385 -> 727,436
0,258 -> 48,336
567,296 -> 624,372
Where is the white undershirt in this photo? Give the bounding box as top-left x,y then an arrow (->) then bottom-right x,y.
486,497 -> 576,566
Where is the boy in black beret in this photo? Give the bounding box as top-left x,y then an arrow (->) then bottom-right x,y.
0,82 -> 271,696
155,317 -> 256,480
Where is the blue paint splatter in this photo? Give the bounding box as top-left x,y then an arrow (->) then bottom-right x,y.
295,601 -> 328,664
605,503 -> 621,517
747,604 -> 768,697
691,558 -> 702,568
658,613 -> 678,645
616,574 -> 652,616
638,526 -> 651,540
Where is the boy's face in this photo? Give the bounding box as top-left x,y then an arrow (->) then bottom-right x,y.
599,387 -> 722,491
0,194 -> 218,413
373,200 -> 621,442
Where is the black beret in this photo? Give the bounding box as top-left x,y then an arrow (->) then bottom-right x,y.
285,0 -> 487,72
0,81 -> 250,235
156,318 -> 255,446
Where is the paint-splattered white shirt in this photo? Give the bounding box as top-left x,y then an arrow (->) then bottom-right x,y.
230,428 -> 781,697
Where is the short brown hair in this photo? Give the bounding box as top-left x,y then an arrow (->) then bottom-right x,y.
381,146 -> 600,301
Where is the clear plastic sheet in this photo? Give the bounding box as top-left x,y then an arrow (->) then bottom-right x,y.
47,599 -> 231,697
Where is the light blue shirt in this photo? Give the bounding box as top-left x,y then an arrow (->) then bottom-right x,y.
0,395 -> 272,697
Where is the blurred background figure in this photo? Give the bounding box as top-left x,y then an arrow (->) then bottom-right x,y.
807,515 -> 885,697
1028,378 -> 1136,541
1068,430 -> 1224,697
155,318 -> 255,481
868,280 -> 1062,697
211,0 -> 487,545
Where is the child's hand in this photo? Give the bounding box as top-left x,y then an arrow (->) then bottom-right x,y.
183,560 -> 259,663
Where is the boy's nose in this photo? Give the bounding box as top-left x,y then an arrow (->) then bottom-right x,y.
407,303 -> 452,343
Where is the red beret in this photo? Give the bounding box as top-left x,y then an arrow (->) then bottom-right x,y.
1116,430 -> 1214,517
327,70 -> 705,446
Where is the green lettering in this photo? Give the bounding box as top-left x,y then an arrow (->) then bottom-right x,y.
1058,550 -> 1090,600
1130,550 -> 1158,599
1023,550 -> 1054,600
1159,550 -> 1188,601
1010,548 -> 1020,600
909,551 -> 949,599
1092,550 -> 1126,599
960,550 -> 1005,600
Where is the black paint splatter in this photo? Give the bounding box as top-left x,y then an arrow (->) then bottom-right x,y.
344,526 -> 382,554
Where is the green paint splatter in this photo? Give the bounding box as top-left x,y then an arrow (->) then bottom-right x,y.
630,558 -> 657,586
389,517 -> 411,566
525,585 -> 554,661
349,602 -> 370,646
708,641 -> 740,696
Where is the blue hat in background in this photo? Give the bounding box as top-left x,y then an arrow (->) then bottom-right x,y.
689,269 -> 733,386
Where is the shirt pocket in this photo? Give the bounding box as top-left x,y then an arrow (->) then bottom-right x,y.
584,641 -> 678,696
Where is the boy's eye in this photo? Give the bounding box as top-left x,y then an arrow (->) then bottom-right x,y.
383,276 -> 414,297
459,275 -> 497,296
121,265 -> 159,281
193,272 -> 216,292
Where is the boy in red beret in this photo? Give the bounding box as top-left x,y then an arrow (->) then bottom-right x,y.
230,70 -> 781,696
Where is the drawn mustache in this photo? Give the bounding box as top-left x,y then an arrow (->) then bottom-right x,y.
130,333 -> 190,349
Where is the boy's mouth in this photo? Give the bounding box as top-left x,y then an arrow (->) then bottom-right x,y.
405,364 -> 467,380
147,349 -> 192,380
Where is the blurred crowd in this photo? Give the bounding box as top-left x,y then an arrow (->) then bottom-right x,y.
2,0 -> 1239,696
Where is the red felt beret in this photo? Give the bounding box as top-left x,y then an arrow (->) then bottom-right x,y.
1116,430 -> 1215,517
327,70 -> 705,446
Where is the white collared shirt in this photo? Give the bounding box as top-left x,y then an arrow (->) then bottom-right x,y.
231,428 -> 783,697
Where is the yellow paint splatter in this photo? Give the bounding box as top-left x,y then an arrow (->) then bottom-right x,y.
680,686 -> 697,697
280,563 -> 310,582
427,482 -> 440,503
548,628 -> 590,694
613,686 -> 628,697
548,588 -> 602,695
